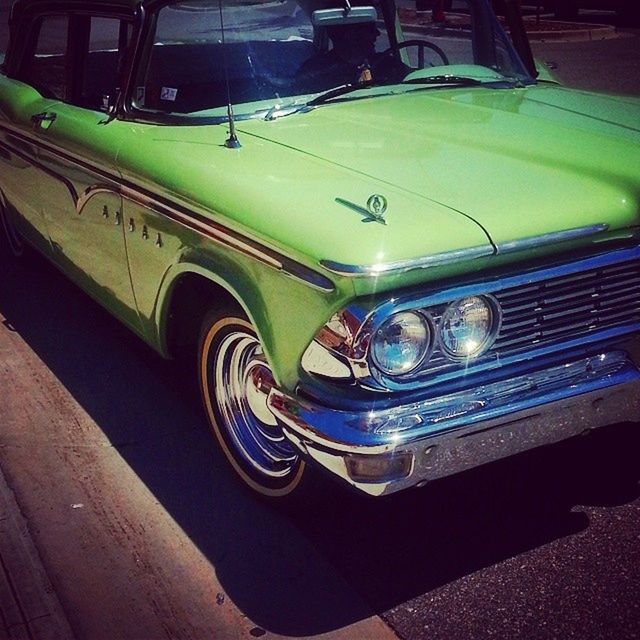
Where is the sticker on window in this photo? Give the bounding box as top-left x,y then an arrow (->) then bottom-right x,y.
160,87 -> 178,102
136,87 -> 146,104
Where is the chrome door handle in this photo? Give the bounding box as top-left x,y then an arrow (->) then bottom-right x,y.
30,111 -> 57,129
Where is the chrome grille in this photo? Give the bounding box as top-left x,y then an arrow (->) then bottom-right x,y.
493,260 -> 640,353
415,257 -> 640,379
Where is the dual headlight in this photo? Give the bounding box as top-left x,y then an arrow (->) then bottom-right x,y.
370,296 -> 500,377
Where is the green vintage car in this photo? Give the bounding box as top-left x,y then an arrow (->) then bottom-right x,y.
1,0 -> 639,499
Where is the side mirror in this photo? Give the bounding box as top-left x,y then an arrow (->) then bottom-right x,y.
534,58 -> 561,84
311,6 -> 377,26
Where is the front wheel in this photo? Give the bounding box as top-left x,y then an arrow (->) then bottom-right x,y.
198,308 -> 308,498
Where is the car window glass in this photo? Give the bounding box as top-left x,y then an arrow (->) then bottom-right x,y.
135,0 -> 533,120
82,17 -> 132,111
21,15 -> 69,100
136,0 -> 391,115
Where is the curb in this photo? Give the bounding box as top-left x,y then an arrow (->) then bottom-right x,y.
522,20 -> 617,41
0,464 -> 75,640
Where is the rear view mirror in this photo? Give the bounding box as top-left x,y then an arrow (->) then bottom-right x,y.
311,6 -> 377,26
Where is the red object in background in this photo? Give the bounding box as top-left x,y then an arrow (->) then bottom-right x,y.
432,0 -> 446,21
414,0 -> 447,21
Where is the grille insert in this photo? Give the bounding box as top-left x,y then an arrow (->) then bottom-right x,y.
493,260 -> 640,353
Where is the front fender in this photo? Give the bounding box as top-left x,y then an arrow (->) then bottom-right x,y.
153,249 -> 354,391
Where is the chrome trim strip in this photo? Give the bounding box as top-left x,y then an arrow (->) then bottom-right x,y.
270,351 -> 640,453
0,138 -> 79,204
320,223 -> 613,278
0,122 -> 334,292
77,184 -> 119,215
283,378 -> 640,496
120,186 -> 281,270
496,224 -> 610,254
320,245 -> 494,277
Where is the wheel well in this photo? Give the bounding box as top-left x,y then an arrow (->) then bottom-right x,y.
165,273 -> 241,359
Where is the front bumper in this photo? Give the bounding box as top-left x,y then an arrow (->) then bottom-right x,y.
268,350 -> 640,496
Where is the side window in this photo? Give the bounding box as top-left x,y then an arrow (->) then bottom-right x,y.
21,16 -> 69,100
81,17 -> 132,111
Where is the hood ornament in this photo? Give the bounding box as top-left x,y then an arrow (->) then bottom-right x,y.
335,195 -> 388,225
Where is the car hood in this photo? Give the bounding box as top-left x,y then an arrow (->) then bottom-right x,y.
117,84 -> 640,292
237,83 -> 640,256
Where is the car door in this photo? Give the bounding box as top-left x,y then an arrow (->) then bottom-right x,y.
13,10 -> 141,333
0,14 -> 64,256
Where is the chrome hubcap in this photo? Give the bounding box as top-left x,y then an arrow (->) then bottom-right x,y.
214,330 -> 299,478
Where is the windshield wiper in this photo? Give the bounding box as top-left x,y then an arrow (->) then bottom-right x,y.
402,75 -> 521,88
306,80 -> 376,107
402,75 -> 483,86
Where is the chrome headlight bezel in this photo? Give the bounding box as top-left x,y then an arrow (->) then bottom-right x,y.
438,294 -> 502,361
301,294 -> 503,390
369,310 -> 434,377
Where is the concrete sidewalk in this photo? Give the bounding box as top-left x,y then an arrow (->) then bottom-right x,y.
0,250 -> 398,640
0,466 -> 75,640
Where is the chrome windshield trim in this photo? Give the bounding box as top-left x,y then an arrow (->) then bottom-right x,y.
496,224 -> 610,254
320,245 -> 494,277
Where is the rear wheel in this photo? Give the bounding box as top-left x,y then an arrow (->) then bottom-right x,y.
198,307 -> 309,498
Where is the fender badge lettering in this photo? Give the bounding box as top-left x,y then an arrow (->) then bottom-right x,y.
336,195 -> 387,225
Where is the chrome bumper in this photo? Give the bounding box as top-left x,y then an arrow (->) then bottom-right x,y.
268,351 -> 640,496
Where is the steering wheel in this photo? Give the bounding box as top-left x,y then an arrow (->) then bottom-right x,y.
379,39 -> 449,69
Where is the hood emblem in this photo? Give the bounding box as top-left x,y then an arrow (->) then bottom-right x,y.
335,195 -> 388,225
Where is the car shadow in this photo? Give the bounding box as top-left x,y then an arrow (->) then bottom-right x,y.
1,245 -> 638,637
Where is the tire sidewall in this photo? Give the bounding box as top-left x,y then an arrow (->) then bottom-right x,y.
198,311 -> 307,498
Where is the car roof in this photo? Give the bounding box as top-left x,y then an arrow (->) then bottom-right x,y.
10,0 -> 151,19
12,0 -> 144,8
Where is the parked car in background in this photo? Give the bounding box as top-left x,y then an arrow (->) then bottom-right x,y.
1,0 -> 639,501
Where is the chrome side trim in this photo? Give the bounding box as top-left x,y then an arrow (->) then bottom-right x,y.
320,245 -> 494,277
0,122 -> 334,292
120,186 -> 279,269
0,138 -> 79,204
77,184 -> 119,214
496,224 -> 609,254
79,183 -> 335,291
119,187 -> 334,291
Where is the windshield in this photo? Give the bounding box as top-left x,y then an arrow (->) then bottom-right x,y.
133,0 -> 534,120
